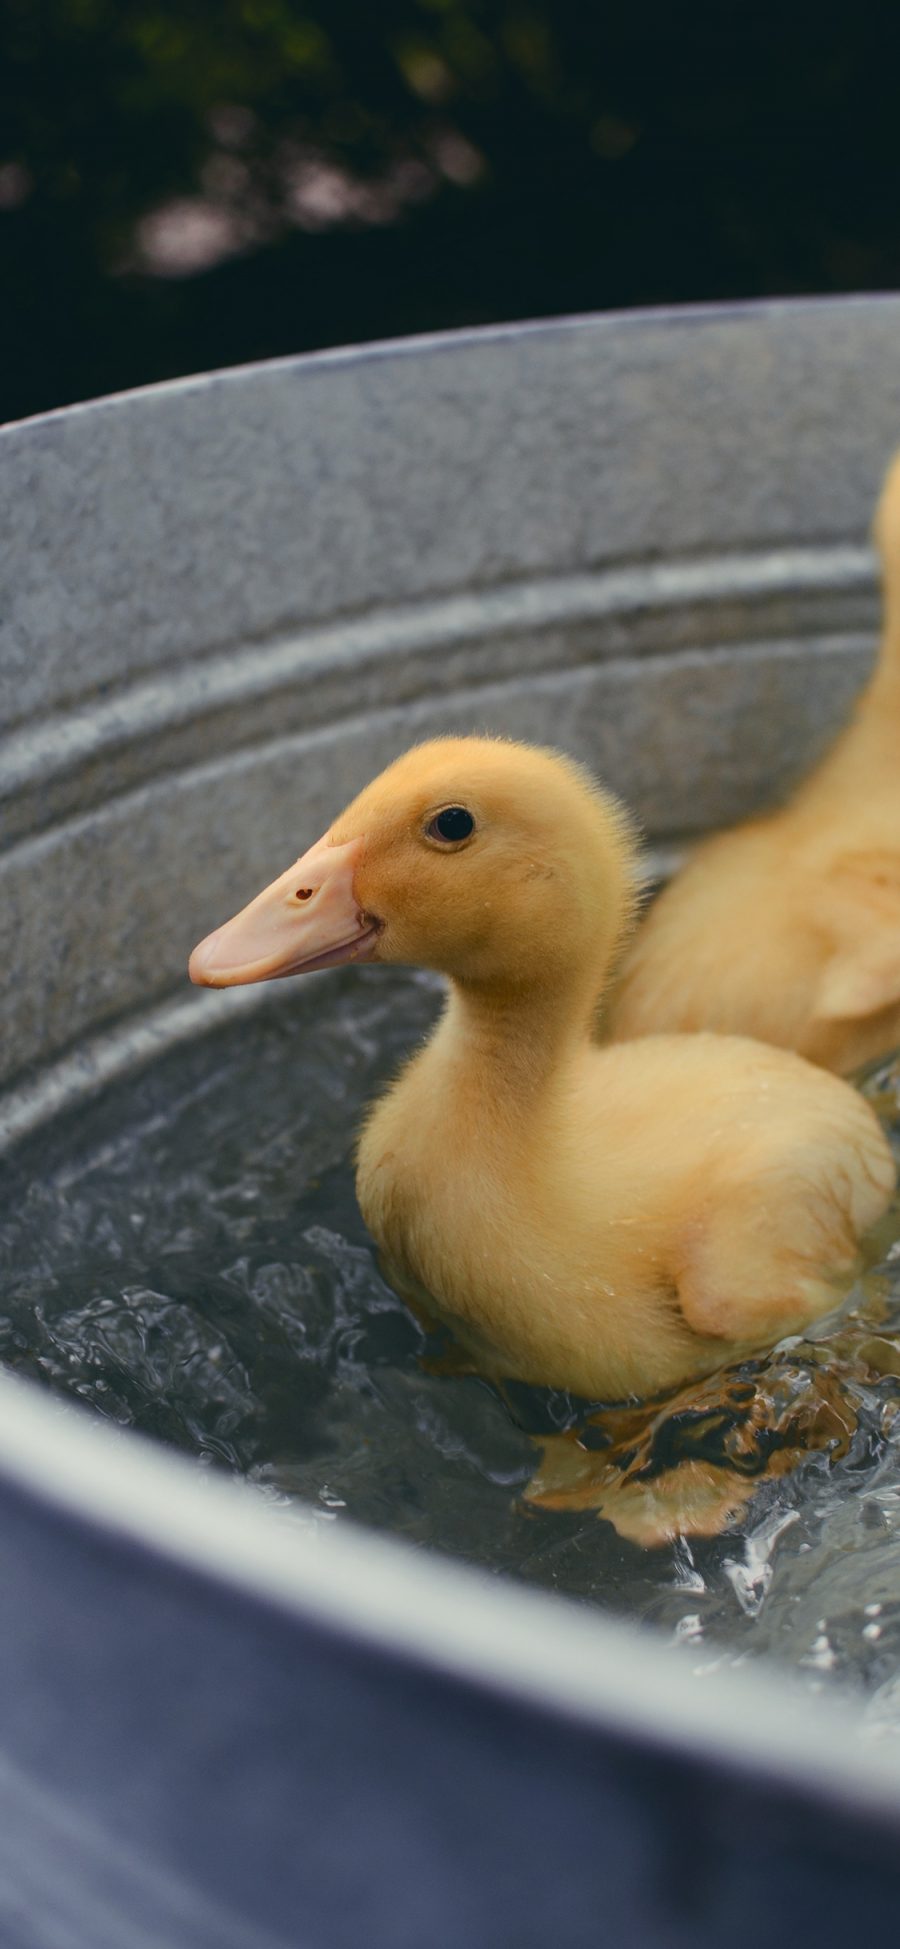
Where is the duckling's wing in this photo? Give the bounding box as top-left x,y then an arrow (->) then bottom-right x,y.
811,849 -> 900,1023
673,1067 -> 895,1347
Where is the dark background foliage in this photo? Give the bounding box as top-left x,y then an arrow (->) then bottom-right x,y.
3,0 -> 900,425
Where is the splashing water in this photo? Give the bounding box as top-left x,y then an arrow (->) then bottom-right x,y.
1,965 -> 900,1729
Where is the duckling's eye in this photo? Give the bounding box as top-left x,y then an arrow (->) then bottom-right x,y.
427,806 -> 475,845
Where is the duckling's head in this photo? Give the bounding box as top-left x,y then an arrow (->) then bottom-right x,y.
189,737 -> 637,1004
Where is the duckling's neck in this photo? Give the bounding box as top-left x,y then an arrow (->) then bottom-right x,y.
418,823 -> 634,1121
794,625 -> 900,810
436,968 -> 598,1107
430,862 -> 631,1112
851,560 -> 900,719
867,635 -> 900,716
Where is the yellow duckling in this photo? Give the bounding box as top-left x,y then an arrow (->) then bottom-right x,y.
609,449 -> 900,1074
190,737 -> 895,1402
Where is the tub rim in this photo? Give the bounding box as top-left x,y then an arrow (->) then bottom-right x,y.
3,287 -> 900,438
1,1355 -> 898,1827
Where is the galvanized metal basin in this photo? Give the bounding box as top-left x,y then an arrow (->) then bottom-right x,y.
3,297 -> 900,1946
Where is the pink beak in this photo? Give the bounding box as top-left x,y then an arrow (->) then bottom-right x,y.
188,835 -> 380,988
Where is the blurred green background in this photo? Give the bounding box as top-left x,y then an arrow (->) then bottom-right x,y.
3,0 -> 899,424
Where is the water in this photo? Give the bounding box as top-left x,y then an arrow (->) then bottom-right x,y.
2,964 -> 900,1728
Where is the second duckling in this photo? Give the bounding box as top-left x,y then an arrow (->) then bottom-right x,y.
609,448 -> 900,1073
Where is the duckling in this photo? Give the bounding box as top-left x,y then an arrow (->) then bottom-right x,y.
609,449 -> 900,1074
190,737 -> 895,1402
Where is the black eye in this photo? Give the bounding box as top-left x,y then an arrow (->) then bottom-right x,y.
427,806 -> 475,844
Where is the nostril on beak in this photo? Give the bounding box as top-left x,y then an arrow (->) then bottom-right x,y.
295,887 -> 314,902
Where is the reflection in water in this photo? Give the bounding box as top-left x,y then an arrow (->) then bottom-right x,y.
1,968 -> 900,1725
528,1296 -> 900,1546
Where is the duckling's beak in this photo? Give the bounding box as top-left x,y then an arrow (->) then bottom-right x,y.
189,835 -> 380,987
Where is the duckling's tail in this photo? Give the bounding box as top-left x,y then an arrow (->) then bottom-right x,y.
872,446 -> 900,691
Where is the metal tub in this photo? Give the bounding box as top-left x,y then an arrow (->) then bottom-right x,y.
2,296 -> 900,1946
